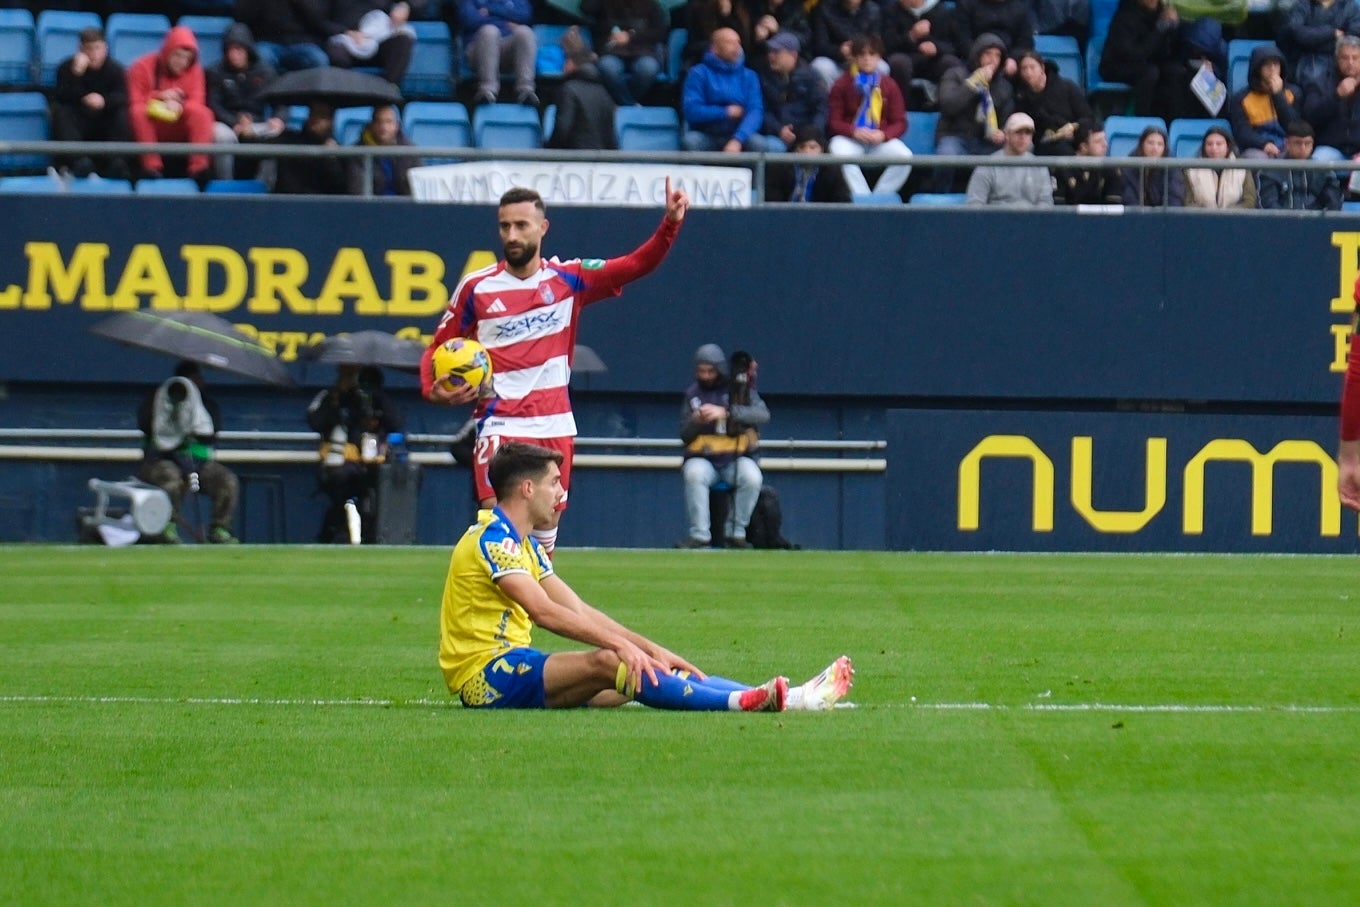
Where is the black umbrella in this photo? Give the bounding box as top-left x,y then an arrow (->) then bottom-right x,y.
258,67 -> 403,108
89,310 -> 294,387
302,331 -> 426,371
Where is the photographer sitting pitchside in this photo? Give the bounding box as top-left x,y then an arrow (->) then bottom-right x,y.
677,343 -> 770,549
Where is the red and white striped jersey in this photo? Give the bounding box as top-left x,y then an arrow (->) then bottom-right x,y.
423,217 -> 682,439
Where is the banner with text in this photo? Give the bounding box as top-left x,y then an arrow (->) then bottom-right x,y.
408,161 -> 752,208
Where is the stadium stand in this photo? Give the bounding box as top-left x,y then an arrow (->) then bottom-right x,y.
105,12 -> 171,68
1168,117 -> 1231,157
908,192 -> 968,205
0,173 -> 64,193
1228,39 -> 1271,95
66,176 -> 133,193
134,177 -> 201,194
853,192 -> 905,205
203,178 -> 268,194
177,14 -> 232,71
334,106 -> 374,146
403,19 -> 453,99
904,110 -> 939,155
0,91 -> 49,172
0,8 -> 35,87
1106,115 -> 1168,157
615,105 -> 680,151
1085,33 -> 1132,116
472,102 -> 543,149
404,101 -> 472,161
1034,34 -> 1084,91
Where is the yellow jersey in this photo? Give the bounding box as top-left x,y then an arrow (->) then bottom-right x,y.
438,507 -> 554,694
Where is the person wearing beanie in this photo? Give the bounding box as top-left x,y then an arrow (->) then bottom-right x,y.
677,343 -> 770,549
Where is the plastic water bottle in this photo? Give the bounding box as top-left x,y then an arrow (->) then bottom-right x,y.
344,499 -> 361,545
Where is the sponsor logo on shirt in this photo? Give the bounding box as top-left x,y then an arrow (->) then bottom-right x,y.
486,297 -> 508,313
491,307 -> 565,341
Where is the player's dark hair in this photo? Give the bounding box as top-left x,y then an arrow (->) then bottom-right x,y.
489,442 -> 563,500
499,187 -> 546,216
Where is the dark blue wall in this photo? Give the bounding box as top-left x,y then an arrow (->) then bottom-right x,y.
1,197 -> 1356,549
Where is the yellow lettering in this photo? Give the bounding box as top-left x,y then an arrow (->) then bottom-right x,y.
1333,323 -> 1352,373
317,247 -> 381,316
182,245 -> 247,313
0,285 -> 19,309
23,242 -> 110,310
247,247 -> 313,314
110,244 -> 179,311
1071,437 -> 1167,532
386,250 -> 448,316
1183,439 -> 1340,536
958,435 -> 1054,532
1332,232 -> 1360,313
462,250 -> 498,278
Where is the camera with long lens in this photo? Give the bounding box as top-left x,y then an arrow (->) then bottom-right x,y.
728,350 -> 754,410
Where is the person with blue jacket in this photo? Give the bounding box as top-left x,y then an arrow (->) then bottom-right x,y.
681,28 -> 766,152
459,0 -> 539,106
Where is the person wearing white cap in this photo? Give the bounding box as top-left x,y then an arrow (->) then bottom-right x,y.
964,111 -> 1054,205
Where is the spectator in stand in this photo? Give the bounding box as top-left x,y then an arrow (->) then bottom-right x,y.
683,0 -> 754,70
827,34 -> 913,196
882,0 -> 959,107
1098,0 -> 1180,118
326,1 -> 417,86
1012,49 -> 1091,157
1258,119 -> 1344,209
207,23 -> 284,183
1052,122 -> 1123,204
808,0 -> 884,89
273,101 -> 348,194
953,0 -> 1031,67
681,27 -> 766,152
751,0 -> 813,63
965,111 -> 1053,204
232,0 -> 333,73
758,32 -> 827,150
765,124 -> 852,201
1227,44 -> 1300,159
50,27 -> 131,180
1182,125 -> 1256,209
934,33 -> 1013,188
1304,36 -> 1360,161
1120,124 -> 1183,206
126,26 -> 215,181
582,0 -> 668,106
459,0 -> 538,106
546,34 -> 618,150
347,103 -> 416,195
1032,0 -> 1090,49
1279,0 -> 1360,112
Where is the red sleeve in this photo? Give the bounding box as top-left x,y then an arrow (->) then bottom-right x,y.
420,277 -> 477,398
1342,277 -> 1360,440
827,79 -> 853,138
126,57 -> 153,110
881,79 -> 907,141
579,216 -> 682,305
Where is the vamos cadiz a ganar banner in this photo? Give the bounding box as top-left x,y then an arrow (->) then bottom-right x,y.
1,199 -> 1360,400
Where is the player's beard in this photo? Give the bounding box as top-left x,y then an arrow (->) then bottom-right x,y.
504,240 -> 538,269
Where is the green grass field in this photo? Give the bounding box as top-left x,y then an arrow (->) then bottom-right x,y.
2,546 -> 1358,906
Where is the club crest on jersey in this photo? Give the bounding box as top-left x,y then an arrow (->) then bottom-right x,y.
499,537 -> 520,557
537,284 -> 556,305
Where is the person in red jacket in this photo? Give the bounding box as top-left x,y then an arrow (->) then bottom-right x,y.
826,33 -> 913,197
126,25 -> 215,180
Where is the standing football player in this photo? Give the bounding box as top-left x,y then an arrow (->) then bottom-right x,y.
422,178 -> 689,556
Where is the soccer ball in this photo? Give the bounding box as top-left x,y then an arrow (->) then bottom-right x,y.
431,338 -> 493,394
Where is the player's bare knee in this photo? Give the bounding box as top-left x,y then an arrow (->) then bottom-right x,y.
588,648 -> 620,681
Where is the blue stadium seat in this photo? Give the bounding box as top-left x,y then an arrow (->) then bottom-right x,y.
1090,0 -> 1122,39
1344,200 -> 1360,213
615,105 -> 679,151
533,24 -> 571,79
404,19 -> 453,98
472,102 -> 542,149
0,9 -> 35,87
135,177 -> 201,194
0,173 -> 65,193
0,91 -> 49,172
853,192 -> 903,205
1168,117 -> 1231,158
66,176 -> 133,194
404,101 -> 471,162
106,13 -> 170,68
36,10 -> 101,87
1085,34 -> 1132,112
204,178 -> 268,194
904,110 -> 939,155
1105,114 -> 1167,157
334,106 -> 373,146
663,27 -> 686,84
1228,39 -> 1271,95
1035,34 -> 1084,91
542,103 -> 555,139
908,192 -> 967,205
177,14 -> 232,70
